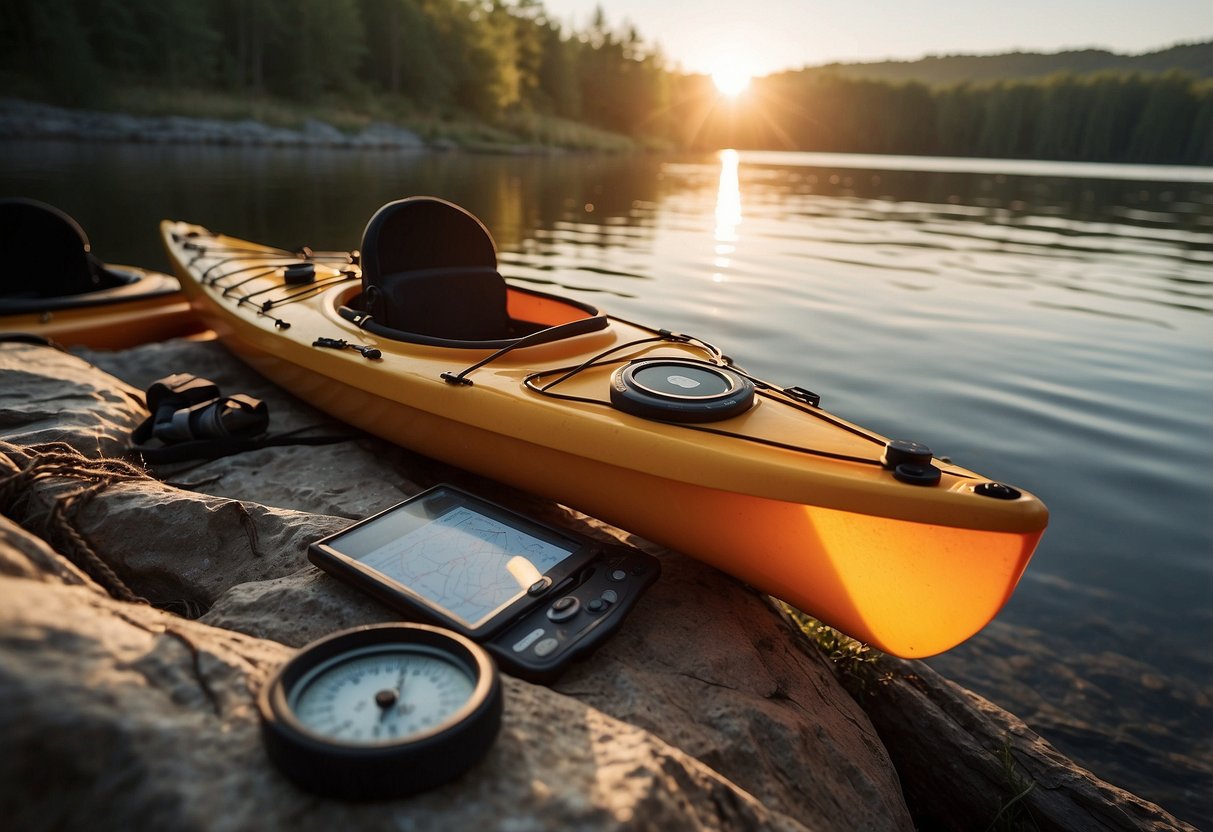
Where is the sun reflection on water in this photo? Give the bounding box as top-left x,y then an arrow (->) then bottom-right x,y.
712,149 -> 742,284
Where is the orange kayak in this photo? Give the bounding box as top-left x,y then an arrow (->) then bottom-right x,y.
1,198 -> 200,348
161,198 -> 1048,657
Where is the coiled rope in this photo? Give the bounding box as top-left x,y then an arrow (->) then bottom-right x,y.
0,441 -> 150,603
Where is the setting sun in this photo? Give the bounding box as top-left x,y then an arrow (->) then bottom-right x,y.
711,65 -> 752,98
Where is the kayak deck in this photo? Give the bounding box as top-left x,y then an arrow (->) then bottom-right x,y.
161,219 -> 1048,657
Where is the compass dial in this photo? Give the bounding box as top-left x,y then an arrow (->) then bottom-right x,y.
290,645 -> 476,744
259,623 -> 502,799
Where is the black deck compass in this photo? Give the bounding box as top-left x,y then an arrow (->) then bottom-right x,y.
258,623 -> 502,800
610,358 -> 756,422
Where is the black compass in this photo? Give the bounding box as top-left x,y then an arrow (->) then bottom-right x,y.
258,623 -> 502,800
610,358 -> 756,422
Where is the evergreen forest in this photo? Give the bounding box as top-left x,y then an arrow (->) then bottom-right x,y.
1,0 -> 1209,164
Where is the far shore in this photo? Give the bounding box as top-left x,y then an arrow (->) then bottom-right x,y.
0,97 -> 642,155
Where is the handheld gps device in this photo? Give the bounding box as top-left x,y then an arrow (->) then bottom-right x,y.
308,484 -> 659,683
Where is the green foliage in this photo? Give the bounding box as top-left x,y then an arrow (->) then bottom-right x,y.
1185,86 -> 1213,161
360,0 -> 452,107
0,0 -> 1206,161
286,0 -> 366,96
986,741 -> 1040,832
535,21 -> 581,117
813,41 -> 1213,87
1,0 -> 104,106
779,603 -> 884,697
729,70 -> 1213,164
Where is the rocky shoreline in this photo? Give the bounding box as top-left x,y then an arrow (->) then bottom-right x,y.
0,97 -> 440,151
0,338 -> 1195,831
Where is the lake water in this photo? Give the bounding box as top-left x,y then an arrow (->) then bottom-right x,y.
3,141 -> 1210,826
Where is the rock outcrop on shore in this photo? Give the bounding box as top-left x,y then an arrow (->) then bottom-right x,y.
0,98 -> 432,151
0,339 -> 1195,831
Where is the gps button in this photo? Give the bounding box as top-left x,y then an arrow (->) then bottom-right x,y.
512,627 -> 546,653
547,596 -> 580,622
527,576 -> 553,596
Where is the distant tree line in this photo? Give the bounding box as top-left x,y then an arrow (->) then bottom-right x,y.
813,41 -> 1213,87
0,0 -> 1209,164
0,0 -> 672,135
692,71 -> 1213,164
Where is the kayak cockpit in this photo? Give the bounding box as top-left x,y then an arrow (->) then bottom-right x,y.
338,196 -> 608,349
337,284 -> 607,349
1,198 -> 180,313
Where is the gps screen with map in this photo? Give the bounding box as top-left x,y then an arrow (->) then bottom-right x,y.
321,487 -> 582,628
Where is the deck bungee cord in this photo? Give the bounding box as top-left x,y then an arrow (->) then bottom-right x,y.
435,310 -> 943,471
181,230 -> 971,481
519,336 -> 894,468
236,271 -> 358,311
217,265 -> 281,294
202,253 -> 356,289
181,235 -> 360,329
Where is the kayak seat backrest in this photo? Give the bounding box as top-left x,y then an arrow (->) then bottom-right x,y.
366,265 -> 509,340
0,198 -> 111,299
360,196 -> 509,341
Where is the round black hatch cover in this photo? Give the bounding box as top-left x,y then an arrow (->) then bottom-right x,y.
610,359 -> 756,423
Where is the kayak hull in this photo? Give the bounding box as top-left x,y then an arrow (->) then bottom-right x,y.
162,219 -> 1049,658
1,266 -> 201,349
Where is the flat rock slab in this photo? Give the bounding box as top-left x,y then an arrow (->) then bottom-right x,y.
0,341 -> 913,831
0,566 -> 814,832
0,98 -> 428,150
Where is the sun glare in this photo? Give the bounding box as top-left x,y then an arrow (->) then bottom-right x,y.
711,65 -> 752,99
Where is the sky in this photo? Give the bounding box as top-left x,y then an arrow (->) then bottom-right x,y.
539,0 -> 1213,78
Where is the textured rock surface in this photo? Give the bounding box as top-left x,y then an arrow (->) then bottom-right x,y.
0,97 -> 428,150
1,339 -> 1194,831
0,342 -> 145,457
926,601 -> 1213,828
0,341 -> 913,831
1,565 -> 827,832
83,337 -> 418,519
852,655 -> 1197,831
0,514 -> 97,589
